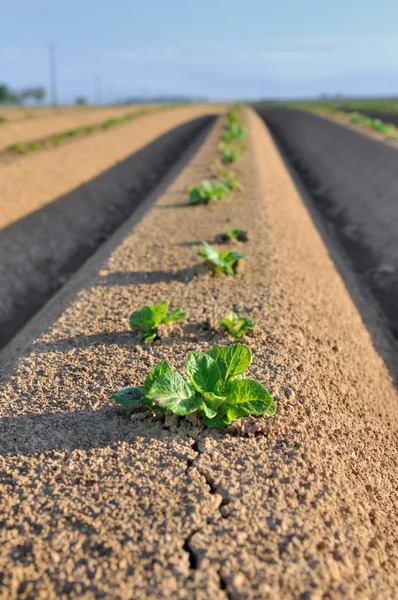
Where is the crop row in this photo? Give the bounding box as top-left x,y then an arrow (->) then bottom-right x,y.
294,103 -> 398,141
6,106 -> 163,156
111,106 -> 276,428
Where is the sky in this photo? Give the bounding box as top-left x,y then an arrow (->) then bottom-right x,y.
1,0 -> 398,103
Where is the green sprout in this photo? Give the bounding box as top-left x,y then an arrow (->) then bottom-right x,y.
189,180 -> 229,205
220,174 -> 240,191
8,142 -> 28,153
111,343 -> 275,428
221,123 -> 248,143
129,300 -> 187,342
219,227 -> 248,242
27,142 -> 42,152
0,116 -> 7,124
219,141 -> 242,164
220,311 -> 256,341
193,241 -> 246,276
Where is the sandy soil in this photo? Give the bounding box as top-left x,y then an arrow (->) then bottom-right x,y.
0,108 -> 397,599
0,105 -> 93,123
0,105 -> 149,151
0,104 -> 223,231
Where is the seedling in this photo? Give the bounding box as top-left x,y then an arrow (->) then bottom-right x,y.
8,142 -> 28,153
220,311 -> 256,341
189,180 -> 229,205
193,241 -> 246,275
219,141 -> 242,164
226,109 -> 241,124
111,343 -> 275,427
66,128 -> 81,137
220,175 -> 240,191
129,300 -> 187,342
27,142 -> 42,152
219,227 -> 248,242
0,116 -> 7,124
221,123 -> 248,143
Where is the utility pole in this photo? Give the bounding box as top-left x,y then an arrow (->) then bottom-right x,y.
48,43 -> 58,106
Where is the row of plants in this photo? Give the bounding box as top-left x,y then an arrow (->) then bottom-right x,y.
128,300 -> 255,343
6,107 -> 153,155
296,103 -> 398,141
112,106 -> 276,428
347,111 -> 398,137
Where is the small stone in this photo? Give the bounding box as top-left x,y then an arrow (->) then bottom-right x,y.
284,388 -> 296,399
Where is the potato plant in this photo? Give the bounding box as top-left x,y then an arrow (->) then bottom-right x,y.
218,227 -> 248,243
193,242 -> 246,275
129,301 -> 187,342
219,141 -> 242,164
189,180 -> 229,205
220,311 -> 256,340
111,343 -> 275,428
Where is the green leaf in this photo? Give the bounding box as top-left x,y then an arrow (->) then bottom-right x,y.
225,227 -> 241,239
162,307 -> 187,324
110,386 -> 145,408
204,414 -> 232,428
185,352 -> 222,395
142,360 -> 172,394
129,301 -> 169,334
220,311 -> 256,340
188,180 -> 228,205
205,344 -> 252,385
146,372 -> 200,415
225,379 -> 275,420
193,242 -> 245,276
201,401 -> 218,419
143,332 -> 157,343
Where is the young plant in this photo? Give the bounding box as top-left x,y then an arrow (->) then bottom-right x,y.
0,116 -> 7,124
219,141 -> 242,164
219,227 -> 248,242
193,241 -> 246,275
220,311 -> 256,341
220,174 -> 240,191
221,123 -> 248,143
189,180 -> 229,205
226,109 -> 241,124
129,300 -> 187,342
111,343 -> 275,428
27,142 -> 42,152
8,142 -> 28,153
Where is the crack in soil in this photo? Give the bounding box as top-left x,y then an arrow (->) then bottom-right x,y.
219,572 -> 233,600
183,437 -> 233,597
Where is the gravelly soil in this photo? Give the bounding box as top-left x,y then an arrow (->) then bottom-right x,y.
0,105 -> 145,151
258,107 -> 398,340
0,109 -> 397,600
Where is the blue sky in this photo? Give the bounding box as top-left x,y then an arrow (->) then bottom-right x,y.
1,0 -> 398,103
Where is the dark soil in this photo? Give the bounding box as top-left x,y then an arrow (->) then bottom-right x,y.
256,107 -> 398,339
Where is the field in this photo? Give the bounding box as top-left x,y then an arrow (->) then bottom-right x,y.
0,103 -> 397,599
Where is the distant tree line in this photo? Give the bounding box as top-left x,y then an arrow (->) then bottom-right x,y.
0,83 -> 46,105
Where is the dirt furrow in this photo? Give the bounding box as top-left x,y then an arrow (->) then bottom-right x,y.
257,107 -> 398,341
0,108 -> 397,600
0,105 -> 147,151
